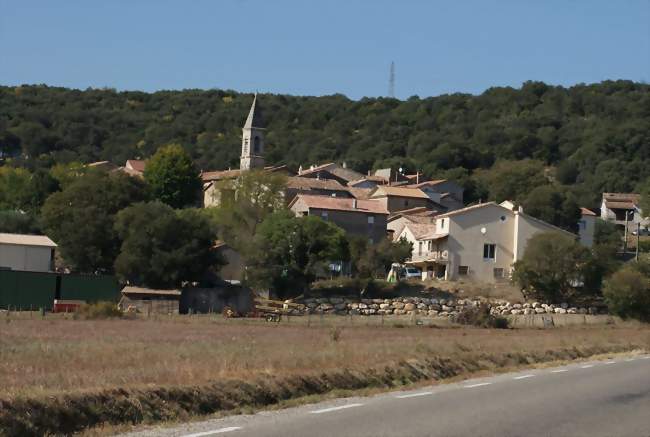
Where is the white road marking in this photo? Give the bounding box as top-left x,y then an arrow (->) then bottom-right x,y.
464,382 -> 492,388
310,403 -> 363,414
513,374 -> 535,380
181,427 -> 242,437
551,369 -> 568,373
581,364 -> 594,369
604,361 -> 616,364
395,391 -> 433,399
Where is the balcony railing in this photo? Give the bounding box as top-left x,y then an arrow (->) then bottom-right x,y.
410,250 -> 448,263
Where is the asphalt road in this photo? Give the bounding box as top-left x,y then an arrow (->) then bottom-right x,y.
124,354 -> 650,437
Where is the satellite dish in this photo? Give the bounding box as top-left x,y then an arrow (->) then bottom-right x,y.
398,167 -> 403,173
481,227 -> 487,235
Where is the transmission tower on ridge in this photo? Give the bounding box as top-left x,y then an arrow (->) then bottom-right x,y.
388,61 -> 395,98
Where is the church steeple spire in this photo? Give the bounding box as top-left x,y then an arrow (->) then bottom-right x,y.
240,93 -> 266,171
243,93 -> 264,129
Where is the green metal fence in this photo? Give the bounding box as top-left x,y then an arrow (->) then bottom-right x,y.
0,270 -> 57,310
60,274 -> 120,302
0,271 -> 120,310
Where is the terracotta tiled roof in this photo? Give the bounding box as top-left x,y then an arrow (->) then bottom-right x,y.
286,177 -> 347,191
603,192 -> 640,203
403,223 -> 437,240
371,186 -> 431,200
125,159 -> 146,173
201,165 -> 289,182
580,207 -> 597,216
435,202 -> 497,218
347,188 -> 373,200
201,169 -> 241,181
0,233 -> 57,247
298,163 -> 364,182
290,194 -> 388,214
404,179 -> 447,189
347,175 -> 388,186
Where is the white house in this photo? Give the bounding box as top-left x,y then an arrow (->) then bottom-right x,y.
395,201 -> 576,283
0,233 -> 57,272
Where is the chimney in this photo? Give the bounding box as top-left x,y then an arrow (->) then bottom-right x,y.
416,172 -> 420,184
352,199 -> 358,209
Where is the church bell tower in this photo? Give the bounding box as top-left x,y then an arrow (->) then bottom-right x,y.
240,93 -> 266,171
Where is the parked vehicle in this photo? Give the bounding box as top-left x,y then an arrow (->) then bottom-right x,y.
632,227 -> 649,236
402,267 -> 422,279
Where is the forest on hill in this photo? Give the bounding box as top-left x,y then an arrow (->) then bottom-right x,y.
1,80 -> 649,208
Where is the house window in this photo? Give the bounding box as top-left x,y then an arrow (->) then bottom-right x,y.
321,211 -> 328,220
418,241 -> 423,256
493,267 -> 504,278
405,199 -> 409,207
302,212 -> 308,217
253,136 -> 261,153
427,241 -> 433,251
458,266 -> 469,276
440,218 -> 445,229
368,215 -> 375,224
483,243 -> 496,260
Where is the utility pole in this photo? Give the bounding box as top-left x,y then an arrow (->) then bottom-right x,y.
624,211 -> 630,254
634,222 -> 641,262
388,61 -> 395,98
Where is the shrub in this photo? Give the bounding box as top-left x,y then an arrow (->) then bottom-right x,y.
513,232 -> 591,302
454,304 -> 509,329
603,266 -> 650,322
75,302 -> 122,320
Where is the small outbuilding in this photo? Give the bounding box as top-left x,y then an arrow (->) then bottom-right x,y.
0,233 -> 57,272
118,286 -> 181,315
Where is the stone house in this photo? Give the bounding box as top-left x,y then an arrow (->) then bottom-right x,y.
395,201 -> 576,283
369,186 -> 441,213
386,207 -> 441,241
600,192 -> 647,230
404,179 -> 464,211
289,194 -> 388,244
297,162 -> 365,186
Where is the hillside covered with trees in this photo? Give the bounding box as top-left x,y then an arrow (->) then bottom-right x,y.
1,80 -> 649,208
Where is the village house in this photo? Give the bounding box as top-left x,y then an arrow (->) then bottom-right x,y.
297,162 -> 365,186
578,208 -> 597,248
386,206 -> 441,240
288,194 -> 388,244
395,201 -> 576,283
600,192 -> 647,230
0,233 -> 57,273
369,186 -> 442,213
404,179 -> 464,211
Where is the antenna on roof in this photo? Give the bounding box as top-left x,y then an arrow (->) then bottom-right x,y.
388,61 -> 395,98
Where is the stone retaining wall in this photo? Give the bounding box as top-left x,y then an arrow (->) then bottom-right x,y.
293,297 -> 604,318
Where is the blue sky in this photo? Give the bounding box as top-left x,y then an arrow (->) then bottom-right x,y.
1,0 -> 648,99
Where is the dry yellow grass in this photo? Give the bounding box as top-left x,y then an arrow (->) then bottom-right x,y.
1,314 -> 648,400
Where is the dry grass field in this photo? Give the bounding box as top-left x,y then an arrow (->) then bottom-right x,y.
1,314 -> 649,400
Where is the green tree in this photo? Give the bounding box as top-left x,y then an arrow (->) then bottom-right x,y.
41,171 -> 149,272
522,185 -> 580,231
114,202 -> 220,288
473,159 -> 548,203
144,144 -> 202,208
639,178 -> 650,218
0,211 -> 40,234
0,167 -> 31,211
350,236 -> 413,279
513,232 -> 591,302
204,170 -> 288,257
248,211 -> 349,297
50,161 -> 88,189
603,265 -> 650,322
